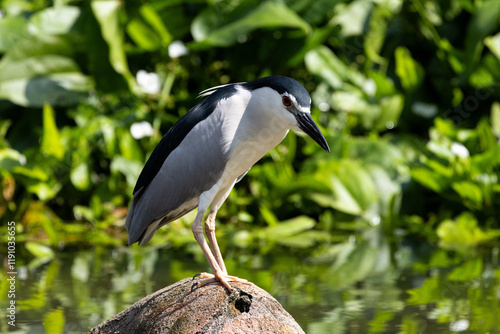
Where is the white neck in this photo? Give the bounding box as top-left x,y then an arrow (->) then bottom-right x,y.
219,86 -> 291,177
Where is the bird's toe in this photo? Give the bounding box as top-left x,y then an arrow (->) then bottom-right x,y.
193,272 -> 253,293
197,272 -> 215,279
192,272 -> 213,280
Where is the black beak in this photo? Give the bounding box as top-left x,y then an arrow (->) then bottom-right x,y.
296,112 -> 330,153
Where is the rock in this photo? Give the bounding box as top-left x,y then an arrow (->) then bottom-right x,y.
87,277 -> 305,334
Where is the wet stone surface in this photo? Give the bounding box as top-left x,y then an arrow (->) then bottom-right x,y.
87,277 -> 304,334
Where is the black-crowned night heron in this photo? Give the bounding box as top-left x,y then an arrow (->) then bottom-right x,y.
125,76 -> 330,291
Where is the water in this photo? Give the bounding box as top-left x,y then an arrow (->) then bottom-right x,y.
1,246 -> 499,333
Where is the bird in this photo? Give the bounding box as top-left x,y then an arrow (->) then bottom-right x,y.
125,75 -> 330,292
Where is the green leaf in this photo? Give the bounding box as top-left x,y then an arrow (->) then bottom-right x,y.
407,276 -> 441,305
27,182 -> 62,202
366,165 -> 401,219
369,311 -> 395,334
99,119 -> 117,156
490,102 -> 500,142
259,215 -> 316,241
191,7 -> 219,42
477,117 -> 498,152
429,250 -> 460,268
395,46 -> 425,92
326,238 -> 389,287
277,230 -> 329,248
70,162 -> 90,191
464,1 -> 500,72
91,0 -> 139,94
11,166 -> 48,181
451,181 -> 483,209
305,45 -> 365,89
233,230 -> 252,248
469,69 -> 494,88
140,4 -> 172,45
348,137 -> 407,173
71,253 -> 90,282
331,91 -> 373,114
118,129 -> 143,162
447,258 -> 483,281
25,242 -> 54,259
260,205 -> 279,227
484,32 -> 500,61
0,148 -> 23,171
374,94 -> 404,131
286,24 -> 338,66
43,307 -> 65,334
110,156 -> 143,189
127,18 -> 161,51
331,0 -> 372,37
27,6 -> 80,36
309,193 -> 339,208
42,103 -> 64,160
0,73 -> 90,107
323,176 -> 363,215
193,2 -> 311,47
368,71 -> 396,97
364,4 -> 394,63
0,16 -> 27,52
0,36 -> 91,107
436,212 -> 495,251
315,160 -> 378,216
411,167 -> 450,193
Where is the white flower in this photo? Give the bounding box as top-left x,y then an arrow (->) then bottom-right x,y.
449,319 -> 469,332
130,121 -> 154,139
362,79 -> 376,96
136,70 -> 161,94
19,266 -> 28,281
412,101 -> 438,118
450,142 -> 470,158
168,40 -> 188,59
319,102 -> 330,112
19,154 -> 26,166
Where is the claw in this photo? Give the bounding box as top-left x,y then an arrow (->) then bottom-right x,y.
193,272 -> 253,293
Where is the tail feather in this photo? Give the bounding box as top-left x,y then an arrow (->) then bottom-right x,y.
137,218 -> 162,245
125,187 -> 144,246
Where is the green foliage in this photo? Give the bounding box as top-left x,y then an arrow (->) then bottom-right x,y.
395,46 -> 424,92
0,0 -> 500,332
192,2 -> 311,47
437,212 -> 500,252
0,4 -> 92,107
43,308 -> 65,334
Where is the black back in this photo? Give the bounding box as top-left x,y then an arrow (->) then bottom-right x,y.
243,75 -> 310,108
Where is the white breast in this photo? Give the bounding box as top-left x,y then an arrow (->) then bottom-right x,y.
199,86 -> 292,209
221,86 -> 290,181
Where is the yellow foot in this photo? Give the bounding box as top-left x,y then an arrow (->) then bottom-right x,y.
193,272 -> 253,292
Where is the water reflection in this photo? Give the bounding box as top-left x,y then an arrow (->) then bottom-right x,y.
3,245 -> 500,333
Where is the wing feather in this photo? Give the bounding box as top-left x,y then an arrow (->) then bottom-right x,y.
125,85 -> 239,245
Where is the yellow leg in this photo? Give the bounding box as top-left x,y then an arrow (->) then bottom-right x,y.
204,210 -> 227,274
191,210 -> 231,291
191,209 -> 252,292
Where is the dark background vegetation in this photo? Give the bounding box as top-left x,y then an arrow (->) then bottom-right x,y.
0,0 -> 499,333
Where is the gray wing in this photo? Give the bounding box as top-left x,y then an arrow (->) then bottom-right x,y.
125,109 -> 230,245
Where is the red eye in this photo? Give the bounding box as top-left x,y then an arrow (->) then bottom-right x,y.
282,96 -> 292,106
